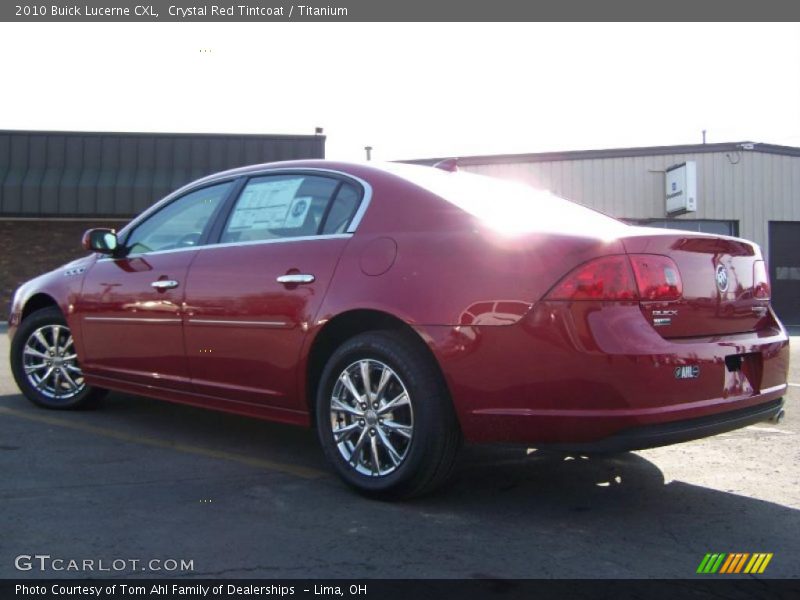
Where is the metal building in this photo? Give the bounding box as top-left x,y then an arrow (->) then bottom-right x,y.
0,129 -> 325,312
410,142 -> 800,325
0,129 -> 325,217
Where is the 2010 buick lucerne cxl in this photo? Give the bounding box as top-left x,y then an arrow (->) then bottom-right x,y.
8,160 -> 790,498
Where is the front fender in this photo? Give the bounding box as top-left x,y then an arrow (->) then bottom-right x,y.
7,255 -> 96,351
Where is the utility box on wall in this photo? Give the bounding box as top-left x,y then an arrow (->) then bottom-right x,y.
665,161 -> 697,215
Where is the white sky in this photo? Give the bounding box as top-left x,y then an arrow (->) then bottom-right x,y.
1,22 -> 799,161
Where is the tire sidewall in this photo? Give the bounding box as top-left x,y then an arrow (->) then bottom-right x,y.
316,332 -> 446,496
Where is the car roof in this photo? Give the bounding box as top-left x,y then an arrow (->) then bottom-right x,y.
190,159 -> 421,187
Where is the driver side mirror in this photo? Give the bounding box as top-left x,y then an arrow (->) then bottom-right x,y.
82,228 -> 119,255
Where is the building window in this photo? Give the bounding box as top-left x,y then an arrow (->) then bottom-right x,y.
626,219 -> 739,237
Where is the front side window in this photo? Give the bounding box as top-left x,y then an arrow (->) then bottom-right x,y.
221,175 -> 347,243
124,182 -> 231,254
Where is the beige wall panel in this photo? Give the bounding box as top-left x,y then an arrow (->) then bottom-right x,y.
460,150 -> 800,260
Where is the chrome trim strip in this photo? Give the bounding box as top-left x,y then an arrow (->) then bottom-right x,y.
83,317 -> 182,323
339,172 -> 372,233
209,233 -> 351,252
187,319 -> 289,328
98,233 -> 353,261
761,384 -> 788,394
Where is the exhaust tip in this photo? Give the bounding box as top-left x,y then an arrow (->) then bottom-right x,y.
769,409 -> 785,425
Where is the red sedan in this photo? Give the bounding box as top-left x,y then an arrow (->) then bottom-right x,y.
8,160 -> 790,498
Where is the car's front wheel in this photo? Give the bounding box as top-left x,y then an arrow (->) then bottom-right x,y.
316,330 -> 461,499
10,307 -> 106,410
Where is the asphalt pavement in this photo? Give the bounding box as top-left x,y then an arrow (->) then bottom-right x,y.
1,324 -> 798,579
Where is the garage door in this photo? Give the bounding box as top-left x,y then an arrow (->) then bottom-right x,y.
769,222 -> 800,326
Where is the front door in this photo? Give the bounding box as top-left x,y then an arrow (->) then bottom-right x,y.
76,181 -> 233,390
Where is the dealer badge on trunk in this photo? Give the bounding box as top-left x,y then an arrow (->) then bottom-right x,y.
675,365 -> 701,379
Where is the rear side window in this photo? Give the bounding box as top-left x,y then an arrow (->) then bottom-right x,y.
321,183 -> 361,234
221,175 -> 362,243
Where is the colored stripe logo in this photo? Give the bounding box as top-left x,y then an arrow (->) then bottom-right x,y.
697,553 -> 773,574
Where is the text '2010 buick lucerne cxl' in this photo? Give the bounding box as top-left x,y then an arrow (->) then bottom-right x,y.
8,160 -> 789,498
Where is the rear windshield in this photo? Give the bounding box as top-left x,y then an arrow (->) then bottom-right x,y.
383,163 -> 628,237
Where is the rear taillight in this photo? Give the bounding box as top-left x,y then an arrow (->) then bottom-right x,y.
546,254 -> 683,302
753,260 -> 770,299
628,254 -> 683,301
545,255 -> 639,301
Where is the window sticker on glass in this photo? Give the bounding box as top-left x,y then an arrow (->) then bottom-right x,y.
284,196 -> 312,228
228,178 -> 305,231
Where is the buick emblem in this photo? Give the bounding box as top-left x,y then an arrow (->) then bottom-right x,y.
715,264 -> 729,293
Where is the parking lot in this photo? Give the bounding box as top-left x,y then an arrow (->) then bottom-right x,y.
1,324 -> 798,579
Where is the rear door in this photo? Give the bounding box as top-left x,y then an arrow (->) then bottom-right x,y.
183,173 -> 364,410
77,181 -> 233,390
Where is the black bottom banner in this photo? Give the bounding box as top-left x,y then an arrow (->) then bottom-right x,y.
2,579 -> 800,600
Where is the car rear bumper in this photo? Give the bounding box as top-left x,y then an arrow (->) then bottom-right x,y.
456,382 -> 788,446
418,303 -> 790,445
540,396 -> 784,453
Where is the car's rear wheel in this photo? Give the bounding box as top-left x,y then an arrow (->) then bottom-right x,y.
316,330 -> 461,499
10,307 -> 106,410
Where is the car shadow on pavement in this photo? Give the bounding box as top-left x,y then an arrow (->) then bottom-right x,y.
420,446 -> 800,577
1,390 -> 798,578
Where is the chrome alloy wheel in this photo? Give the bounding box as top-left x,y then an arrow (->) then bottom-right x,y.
22,324 -> 85,400
329,359 -> 414,477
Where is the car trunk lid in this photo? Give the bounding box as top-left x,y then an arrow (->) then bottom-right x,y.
621,228 -> 771,338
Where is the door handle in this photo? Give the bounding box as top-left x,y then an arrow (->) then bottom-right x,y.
151,280 -> 179,290
276,274 -> 315,284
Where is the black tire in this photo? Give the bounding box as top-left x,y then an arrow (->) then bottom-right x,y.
10,307 -> 107,410
316,330 -> 461,499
